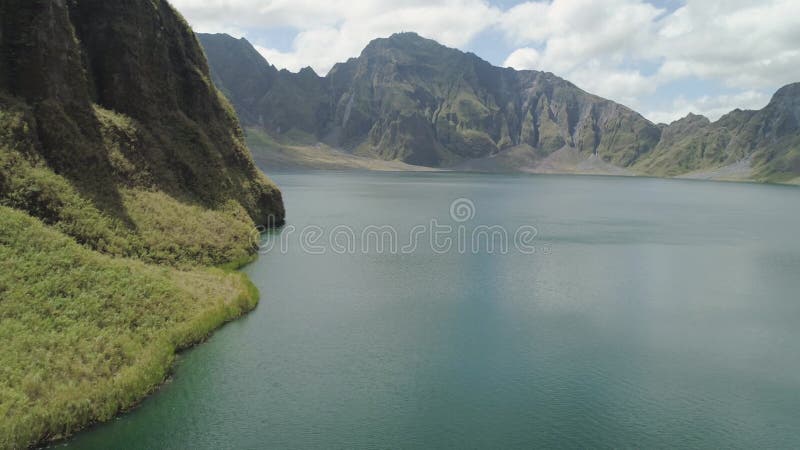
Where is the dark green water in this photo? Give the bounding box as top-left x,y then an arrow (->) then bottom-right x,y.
66,172 -> 800,448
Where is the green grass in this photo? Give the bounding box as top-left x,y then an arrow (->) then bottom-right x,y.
0,206 -> 259,448
122,189 -> 256,267
0,106 -> 267,448
0,3 -> 285,448
0,150 -> 135,253
0,102 -> 263,268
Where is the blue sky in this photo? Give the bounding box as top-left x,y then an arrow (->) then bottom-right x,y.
171,0 -> 799,123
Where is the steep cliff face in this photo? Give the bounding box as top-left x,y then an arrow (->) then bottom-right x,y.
200,32 -> 661,169
199,33 -> 331,139
0,1 -> 286,446
328,33 -> 661,167
201,32 -> 800,183
746,84 -> 800,181
1,0 -> 284,265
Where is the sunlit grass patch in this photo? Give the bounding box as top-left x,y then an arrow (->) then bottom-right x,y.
0,206 -> 259,448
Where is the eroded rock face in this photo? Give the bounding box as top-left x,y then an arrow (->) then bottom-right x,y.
201,32 -> 800,182
200,32 -> 662,168
0,0 -> 284,229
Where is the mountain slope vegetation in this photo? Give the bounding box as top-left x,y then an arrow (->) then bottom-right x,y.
200,32 -> 800,183
2,0 -> 284,265
0,1 -> 284,447
635,84 -> 800,183
0,207 -> 258,448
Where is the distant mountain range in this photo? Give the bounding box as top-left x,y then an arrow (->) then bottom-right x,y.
199,32 -> 800,184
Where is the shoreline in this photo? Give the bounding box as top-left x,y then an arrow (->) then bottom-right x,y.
29,263 -> 261,449
264,165 -> 800,188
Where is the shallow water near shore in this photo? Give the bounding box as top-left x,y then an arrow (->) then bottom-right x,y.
65,172 -> 800,448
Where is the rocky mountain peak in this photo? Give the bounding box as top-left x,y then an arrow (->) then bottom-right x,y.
771,82 -> 800,100
361,31 -> 451,58
768,82 -> 800,122
673,112 -> 711,127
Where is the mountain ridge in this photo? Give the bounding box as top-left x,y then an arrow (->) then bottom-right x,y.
636,82 -> 800,181
199,32 -> 800,183
200,32 -> 661,169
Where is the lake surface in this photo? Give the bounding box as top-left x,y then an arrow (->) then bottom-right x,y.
66,172 -> 800,448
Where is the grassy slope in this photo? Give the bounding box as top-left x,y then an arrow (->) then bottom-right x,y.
0,206 -> 259,448
0,1 -> 284,448
0,109 -> 258,268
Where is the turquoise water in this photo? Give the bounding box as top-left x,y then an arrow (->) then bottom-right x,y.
66,172 -> 800,448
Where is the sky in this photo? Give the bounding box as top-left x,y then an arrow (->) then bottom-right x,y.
170,0 -> 800,124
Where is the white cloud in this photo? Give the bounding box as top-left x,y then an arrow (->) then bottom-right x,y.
499,0 -> 663,111
170,0 -> 800,120
499,0 -> 800,119
173,0 -> 501,74
504,51 -> 655,109
502,48 -> 540,70
255,27 -> 350,74
498,0 -> 800,90
652,0 -> 800,89
500,0 -> 663,74
645,90 -> 772,124
171,0 -> 347,30
567,65 -> 656,108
